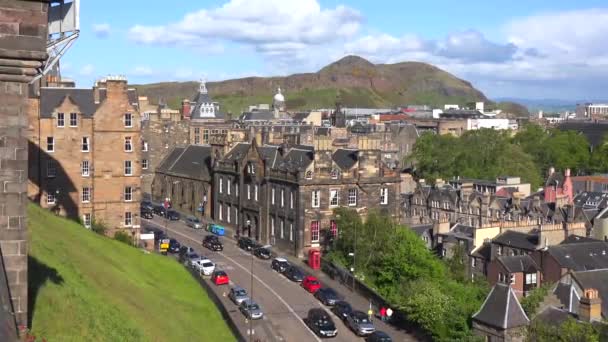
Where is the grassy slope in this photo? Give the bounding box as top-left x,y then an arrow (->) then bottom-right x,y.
28,204 -> 234,342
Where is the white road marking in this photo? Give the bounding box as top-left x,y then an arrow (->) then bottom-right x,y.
144,219 -> 322,342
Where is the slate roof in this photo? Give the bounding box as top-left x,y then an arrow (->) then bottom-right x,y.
40,87 -> 98,118
498,255 -> 539,273
561,235 -> 601,244
534,306 -> 577,326
240,110 -> 275,121
156,145 -> 213,181
573,191 -> 608,209
332,149 -> 358,170
571,269 -> 608,317
547,241 -> 608,271
472,283 -> 530,329
292,112 -> 310,121
156,147 -> 185,173
282,147 -> 314,169
316,127 -> 330,136
493,230 -> 539,250
258,145 -> 282,168
472,243 -> 492,259
409,224 -> 433,237
223,143 -> 251,162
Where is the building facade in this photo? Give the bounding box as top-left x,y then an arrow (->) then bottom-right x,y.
29,77 -> 142,237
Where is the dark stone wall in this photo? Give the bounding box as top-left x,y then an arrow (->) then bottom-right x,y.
0,0 -> 48,331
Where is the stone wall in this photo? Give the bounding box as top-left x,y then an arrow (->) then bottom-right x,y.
0,0 -> 48,330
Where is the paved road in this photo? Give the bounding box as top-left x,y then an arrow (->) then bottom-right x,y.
143,216 -> 416,342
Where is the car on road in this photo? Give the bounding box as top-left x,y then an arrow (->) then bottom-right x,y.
211,270 -> 230,285
140,208 -> 153,219
168,239 -> 181,253
228,286 -> 249,305
302,276 -> 321,293
202,235 -> 224,251
366,331 -> 392,342
239,299 -> 263,320
185,253 -> 203,268
208,223 -> 225,236
141,200 -> 154,212
253,245 -> 272,259
346,311 -> 375,336
186,216 -> 202,229
178,246 -> 194,261
193,259 -> 215,276
314,287 -> 341,306
271,257 -> 290,273
167,209 -> 180,221
331,301 -> 353,321
152,204 -> 166,217
237,237 -> 255,252
284,266 -> 305,282
305,308 -> 338,338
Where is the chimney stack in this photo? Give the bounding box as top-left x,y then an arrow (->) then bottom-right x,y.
182,99 -> 191,119
565,168 -> 571,177
579,288 -> 602,322
549,167 -> 555,176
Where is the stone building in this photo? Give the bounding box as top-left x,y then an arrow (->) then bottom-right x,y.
28,77 -> 142,238
184,80 -> 233,145
0,0 -> 48,331
212,136 -> 401,257
472,283 -> 530,341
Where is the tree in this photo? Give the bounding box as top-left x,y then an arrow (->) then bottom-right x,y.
520,283 -> 552,316
527,317 -> 600,342
590,134 -> 608,174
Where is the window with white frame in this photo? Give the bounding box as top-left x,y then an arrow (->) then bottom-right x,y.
227,179 -> 231,195
142,141 -> 148,151
330,169 -> 340,179
227,205 -> 231,223
46,191 -> 56,205
219,203 -> 223,220
311,221 -> 320,242
124,160 -> 132,176
142,159 -> 148,169
498,272 -> 505,283
235,207 -> 238,225
380,188 -> 388,205
47,137 -> 54,152
289,223 -> 294,241
290,191 -> 294,209
46,160 -> 57,178
281,189 -> 285,207
83,213 -> 91,228
124,186 -> 133,202
57,113 -> 65,127
69,112 -> 78,127
271,217 -> 275,236
203,129 -> 209,144
510,274 -> 515,284
312,190 -> 320,208
124,137 -> 132,152
348,188 -> 357,206
219,177 -> 223,193
247,184 -> 251,200
254,185 -> 258,201
280,220 -> 284,239
81,160 -> 90,176
497,245 -> 503,256
194,128 -> 200,144
82,187 -> 91,203
124,113 -> 133,127
235,183 -> 239,198
271,187 -> 275,205
124,212 -> 132,226
525,273 -> 537,285
329,189 -> 339,207
330,220 -> 338,237
81,136 -> 90,152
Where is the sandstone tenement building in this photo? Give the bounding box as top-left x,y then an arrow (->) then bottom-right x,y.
28,77 -> 142,238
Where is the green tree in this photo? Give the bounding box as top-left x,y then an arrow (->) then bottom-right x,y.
590,134 -> 608,173
520,283 -> 552,316
527,317 -> 600,342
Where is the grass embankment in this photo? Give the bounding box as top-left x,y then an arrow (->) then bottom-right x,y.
28,204 -> 234,342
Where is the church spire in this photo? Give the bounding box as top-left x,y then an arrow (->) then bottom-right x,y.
199,78 -> 208,94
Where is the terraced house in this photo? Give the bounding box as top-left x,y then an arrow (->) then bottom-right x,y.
28,76 -> 142,238
213,136 -> 401,257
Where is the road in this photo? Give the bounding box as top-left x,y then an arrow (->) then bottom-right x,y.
143,217 -> 368,342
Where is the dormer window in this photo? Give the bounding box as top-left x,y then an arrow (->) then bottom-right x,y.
305,171 -> 313,179
330,169 -> 340,179
247,162 -> 256,175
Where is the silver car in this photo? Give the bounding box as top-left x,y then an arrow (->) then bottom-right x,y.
239,299 -> 263,320
346,311 -> 375,336
186,216 -> 202,229
228,286 -> 249,305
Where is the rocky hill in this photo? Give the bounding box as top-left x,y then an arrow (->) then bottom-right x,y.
135,55 -> 489,115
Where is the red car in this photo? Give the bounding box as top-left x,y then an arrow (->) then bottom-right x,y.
211,270 -> 230,285
302,276 -> 321,293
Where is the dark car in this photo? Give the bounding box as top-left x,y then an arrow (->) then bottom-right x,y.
253,246 -> 271,260
314,288 -> 341,306
203,235 -> 224,251
366,331 -> 392,342
305,308 -> 338,338
141,200 -> 154,212
153,204 -> 166,216
331,301 -> 352,321
271,257 -> 290,273
168,239 -> 181,253
178,246 -> 195,262
140,208 -> 153,219
238,237 -> 255,251
167,209 -> 180,221
284,266 -> 305,282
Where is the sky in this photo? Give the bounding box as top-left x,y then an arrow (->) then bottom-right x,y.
60,0 -> 608,100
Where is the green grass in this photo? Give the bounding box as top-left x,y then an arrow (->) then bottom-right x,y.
28,204 -> 235,342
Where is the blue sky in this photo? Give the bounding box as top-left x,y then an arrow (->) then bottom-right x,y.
61,0 -> 608,100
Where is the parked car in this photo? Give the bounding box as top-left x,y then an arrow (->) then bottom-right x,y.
208,223 -> 225,236
302,276 -> 321,293
346,311 -> 375,336
284,266 -> 305,282
193,259 -> 215,276
238,237 -> 255,252
228,286 -> 249,305
239,299 -> 263,320
168,239 -> 181,253
152,204 -> 166,216
186,216 -> 202,229
305,308 -> 338,338
253,246 -> 272,259
185,253 -> 203,268
167,209 -> 180,221
271,257 -> 290,273
178,246 -> 194,261
366,331 -> 392,342
211,270 -> 230,285
331,301 -> 353,321
141,200 -> 154,212
314,288 -> 341,306
140,208 -> 153,219
203,235 -> 224,251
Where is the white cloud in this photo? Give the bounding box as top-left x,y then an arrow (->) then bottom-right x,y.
92,23 -> 111,38
79,64 -> 94,76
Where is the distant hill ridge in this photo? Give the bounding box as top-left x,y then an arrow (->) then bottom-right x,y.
135,55 -> 511,115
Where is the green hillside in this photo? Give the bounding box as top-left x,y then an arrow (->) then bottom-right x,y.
28,204 -> 234,342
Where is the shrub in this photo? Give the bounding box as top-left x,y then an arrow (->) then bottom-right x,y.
114,231 -> 133,246
91,220 -> 107,235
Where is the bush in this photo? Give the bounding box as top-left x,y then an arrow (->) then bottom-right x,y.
91,220 -> 107,235
114,231 -> 133,246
